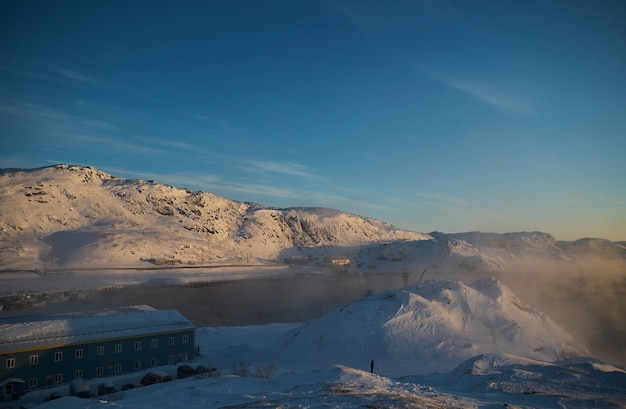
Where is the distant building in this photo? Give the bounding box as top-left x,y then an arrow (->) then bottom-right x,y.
323,257 -> 351,266
331,258 -> 350,266
0,305 -> 196,398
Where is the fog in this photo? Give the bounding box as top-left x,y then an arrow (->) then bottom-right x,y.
10,272 -> 414,326
8,258 -> 625,368
483,256 -> 626,367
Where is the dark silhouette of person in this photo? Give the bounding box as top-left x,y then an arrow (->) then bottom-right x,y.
370,359 -> 374,373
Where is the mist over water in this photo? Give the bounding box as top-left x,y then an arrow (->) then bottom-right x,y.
13,272 -> 414,326
496,257 -> 626,368
9,262 -> 626,368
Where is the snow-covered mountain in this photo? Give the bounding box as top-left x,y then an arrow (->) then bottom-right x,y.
558,237 -> 626,257
0,164 -> 429,270
2,164 -> 623,275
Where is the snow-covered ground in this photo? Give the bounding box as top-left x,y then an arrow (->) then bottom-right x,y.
27,359 -> 626,409
10,279 -> 626,409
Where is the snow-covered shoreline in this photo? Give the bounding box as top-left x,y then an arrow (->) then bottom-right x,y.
0,264 -> 292,296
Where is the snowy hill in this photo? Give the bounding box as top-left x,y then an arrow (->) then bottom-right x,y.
257,278 -> 588,376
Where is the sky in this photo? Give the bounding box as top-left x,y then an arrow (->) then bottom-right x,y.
1,0 -> 625,241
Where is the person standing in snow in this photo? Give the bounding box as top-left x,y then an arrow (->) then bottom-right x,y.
370,360 -> 374,374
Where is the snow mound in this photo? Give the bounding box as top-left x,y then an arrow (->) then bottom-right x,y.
279,278 -> 588,376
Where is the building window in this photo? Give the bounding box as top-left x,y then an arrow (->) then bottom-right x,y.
96,367 -> 104,377
75,370 -> 83,379
183,334 -> 189,343
29,378 -> 38,389
134,341 -> 142,350
183,353 -> 188,361
168,355 -> 174,364
151,339 -> 158,348
30,354 -> 39,366
150,358 -> 158,367
75,349 -> 84,359
114,364 -> 122,373
54,374 -> 62,384
134,360 -> 141,370
115,344 -> 122,353
168,336 -> 175,345
6,358 -> 16,369
54,352 -> 63,362
97,346 -> 104,356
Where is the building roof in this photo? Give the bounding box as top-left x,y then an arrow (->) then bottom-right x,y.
0,305 -> 195,353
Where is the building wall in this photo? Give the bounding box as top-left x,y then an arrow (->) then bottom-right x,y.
1,329 -> 195,390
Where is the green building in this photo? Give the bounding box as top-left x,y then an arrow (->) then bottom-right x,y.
0,305 -> 196,400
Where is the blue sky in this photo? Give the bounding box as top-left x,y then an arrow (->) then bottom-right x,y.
1,0 -> 625,241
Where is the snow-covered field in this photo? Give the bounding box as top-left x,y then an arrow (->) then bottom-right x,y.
11,279 -> 626,409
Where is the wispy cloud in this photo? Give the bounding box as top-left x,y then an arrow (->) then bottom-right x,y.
58,132 -> 165,156
259,96 -> 312,115
415,191 -> 470,208
132,136 -> 204,154
2,64 -> 103,87
420,67 -> 534,114
332,2 -> 391,34
184,178 -> 387,211
51,66 -> 101,85
103,168 -> 222,187
448,80 -> 533,114
184,113 -> 243,133
0,98 -> 165,156
244,160 -> 324,182
0,98 -> 115,131
100,165 -> 387,213
103,166 -> 309,201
